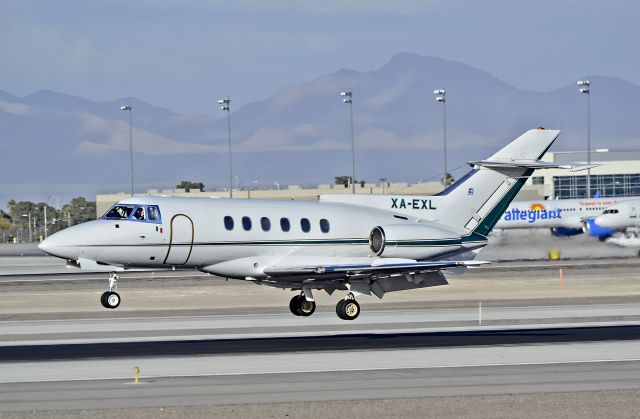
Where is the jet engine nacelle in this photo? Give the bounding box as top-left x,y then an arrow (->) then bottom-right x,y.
369,224 -> 462,260
583,219 -> 616,241
550,227 -> 584,237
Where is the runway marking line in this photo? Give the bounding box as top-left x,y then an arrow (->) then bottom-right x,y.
1,304 -> 638,325
0,357 -> 638,385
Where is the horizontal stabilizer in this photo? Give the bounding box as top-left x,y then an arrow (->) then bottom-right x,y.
467,159 -> 599,172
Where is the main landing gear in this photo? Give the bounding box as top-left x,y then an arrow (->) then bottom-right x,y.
289,294 -> 316,316
289,292 -> 360,320
336,293 -> 360,321
100,272 -> 121,309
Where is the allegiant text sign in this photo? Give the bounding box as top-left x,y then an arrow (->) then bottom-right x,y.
502,203 -> 562,223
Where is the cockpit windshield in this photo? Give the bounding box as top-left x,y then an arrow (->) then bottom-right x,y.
102,204 -> 162,223
103,205 -> 134,220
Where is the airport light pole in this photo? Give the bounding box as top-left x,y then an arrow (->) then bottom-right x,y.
218,97 -> 233,198
340,89 -> 356,194
120,104 -> 134,197
577,80 -> 591,198
21,212 -> 31,242
434,89 -> 448,186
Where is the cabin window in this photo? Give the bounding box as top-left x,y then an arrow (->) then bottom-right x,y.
280,217 -> 290,232
261,217 -> 271,231
103,205 -> 134,220
242,216 -> 252,231
300,218 -> 311,233
224,216 -> 234,230
320,219 -> 330,233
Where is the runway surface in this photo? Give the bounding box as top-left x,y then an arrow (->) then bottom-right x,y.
1,255 -> 639,416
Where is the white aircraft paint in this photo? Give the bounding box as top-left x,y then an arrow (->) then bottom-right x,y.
40,129 -> 574,319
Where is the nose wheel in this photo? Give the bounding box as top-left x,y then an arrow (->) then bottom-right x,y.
100,291 -> 121,309
100,273 -> 121,309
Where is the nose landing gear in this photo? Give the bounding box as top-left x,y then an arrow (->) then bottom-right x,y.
100,272 -> 121,309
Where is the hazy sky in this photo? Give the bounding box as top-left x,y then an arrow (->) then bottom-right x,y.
1,0 -> 638,114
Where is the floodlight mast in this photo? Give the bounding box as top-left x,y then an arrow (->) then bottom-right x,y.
120,104 -> 134,196
218,98 -> 233,198
577,80 -> 591,197
433,89 -> 448,186
340,89 -> 355,194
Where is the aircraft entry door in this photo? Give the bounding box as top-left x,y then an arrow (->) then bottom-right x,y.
163,214 -> 194,265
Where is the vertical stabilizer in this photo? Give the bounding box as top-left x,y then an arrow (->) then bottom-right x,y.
434,129 -> 561,236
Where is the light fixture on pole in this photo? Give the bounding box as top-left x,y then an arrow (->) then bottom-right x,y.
120,104 -> 134,197
577,80 -> 591,198
340,89 -> 356,194
433,89 -> 448,186
218,97 -> 233,198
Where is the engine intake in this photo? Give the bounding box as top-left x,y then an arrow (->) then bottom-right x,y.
369,226 -> 386,256
368,223 -> 463,259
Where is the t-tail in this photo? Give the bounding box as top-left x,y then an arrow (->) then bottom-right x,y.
320,128 -> 584,239
433,128 -> 562,238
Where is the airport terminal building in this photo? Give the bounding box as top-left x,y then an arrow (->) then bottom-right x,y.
96,150 -> 640,215
534,149 -> 640,199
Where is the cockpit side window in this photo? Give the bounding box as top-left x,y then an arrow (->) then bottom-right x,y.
103,205 -> 134,220
147,206 -> 161,221
133,206 -> 146,220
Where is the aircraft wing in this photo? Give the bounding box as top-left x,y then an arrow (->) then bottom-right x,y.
263,258 -> 489,277
254,258 -> 489,299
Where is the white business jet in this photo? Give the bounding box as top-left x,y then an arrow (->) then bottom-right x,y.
39,128 -> 583,320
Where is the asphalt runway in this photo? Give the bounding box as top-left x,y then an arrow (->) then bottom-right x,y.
2,360 -> 639,413
1,253 -> 640,416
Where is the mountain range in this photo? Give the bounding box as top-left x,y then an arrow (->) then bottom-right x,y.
1,52 -> 639,203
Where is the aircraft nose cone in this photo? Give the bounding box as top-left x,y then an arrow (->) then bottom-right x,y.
38,225 -> 88,260
38,231 -> 68,259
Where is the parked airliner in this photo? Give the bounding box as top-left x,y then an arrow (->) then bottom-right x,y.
495,197 -> 623,239
39,128 -> 585,320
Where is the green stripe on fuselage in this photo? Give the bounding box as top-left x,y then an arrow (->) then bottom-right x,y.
470,168 -> 534,237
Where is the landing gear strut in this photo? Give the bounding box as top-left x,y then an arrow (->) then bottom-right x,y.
100,272 -> 121,309
336,293 -> 360,321
289,294 -> 316,317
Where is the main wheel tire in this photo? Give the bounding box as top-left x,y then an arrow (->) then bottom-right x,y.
336,299 -> 360,320
335,299 -> 347,320
297,299 -> 316,316
289,295 -> 303,316
100,291 -> 110,308
104,291 -> 121,309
